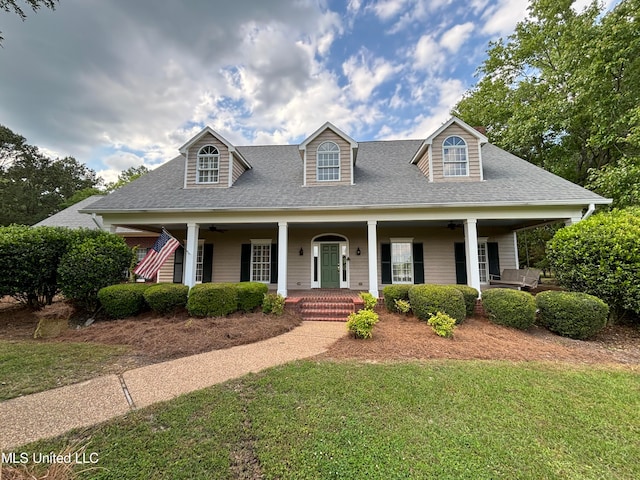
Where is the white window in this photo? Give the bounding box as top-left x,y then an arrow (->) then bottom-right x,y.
197,145 -> 219,183
195,243 -> 204,283
317,141 -> 340,181
477,242 -> 488,283
443,136 -> 468,177
391,240 -> 413,284
251,240 -> 271,283
136,247 -> 148,263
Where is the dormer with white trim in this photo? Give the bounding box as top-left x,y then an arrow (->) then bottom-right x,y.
299,122 -> 358,186
410,117 -> 488,182
180,126 -> 252,189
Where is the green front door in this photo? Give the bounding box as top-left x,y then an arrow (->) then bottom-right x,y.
321,244 -> 340,288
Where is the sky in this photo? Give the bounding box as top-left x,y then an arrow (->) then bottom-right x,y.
0,0 -> 618,184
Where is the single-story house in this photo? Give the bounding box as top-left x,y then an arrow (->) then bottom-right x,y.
84,117 -> 610,298
34,195 -> 160,281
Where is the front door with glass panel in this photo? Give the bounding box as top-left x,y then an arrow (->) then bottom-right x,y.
321,244 -> 340,288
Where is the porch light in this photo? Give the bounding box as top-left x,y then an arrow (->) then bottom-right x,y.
299,247 -> 304,256
356,247 -> 361,256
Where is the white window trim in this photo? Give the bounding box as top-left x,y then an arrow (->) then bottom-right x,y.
477,237 -> 489,284
442,135 -> 469,177
316,141 -> 340,182
195,240 -> 205,284
390,238 -> 414,285
196,145 -> 220,184
250,239 -> 272,284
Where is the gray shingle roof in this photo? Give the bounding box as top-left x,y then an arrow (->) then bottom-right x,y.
34,195 -> 106,228
85,140 -> 608,214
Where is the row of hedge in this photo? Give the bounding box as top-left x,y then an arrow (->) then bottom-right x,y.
97,282 -> 272,319
383,284 -> 609,340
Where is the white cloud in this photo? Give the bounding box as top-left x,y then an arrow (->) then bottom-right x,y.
480,0 -> 529,36
370,0 -> 410,20
342,51 -> 401,102
440,22 -> 475,53
413,34 -> 445,72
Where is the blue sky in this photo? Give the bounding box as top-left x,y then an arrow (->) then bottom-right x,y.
0,0 -> 617,183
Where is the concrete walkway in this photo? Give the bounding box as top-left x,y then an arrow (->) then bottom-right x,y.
0,321 -> 346,450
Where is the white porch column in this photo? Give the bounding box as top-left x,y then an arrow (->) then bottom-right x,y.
277,222 -> 288,297
367,220 -> 379,298
512,231 -> 520,269
184,223 -> 199,288
464,219 -> 481,295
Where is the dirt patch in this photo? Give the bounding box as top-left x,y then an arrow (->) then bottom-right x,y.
319,310 -> 640,367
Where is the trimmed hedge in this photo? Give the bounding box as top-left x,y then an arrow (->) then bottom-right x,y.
236,282 -> 269,312
482,288 -> 536,330
448,285 -> 479,318
98,283 -> 152,319
382,285 -> 412,312
536,290 -> 609,340
187,283 -> 238,317
408,284 -> 466,324
144,283 -> 189,314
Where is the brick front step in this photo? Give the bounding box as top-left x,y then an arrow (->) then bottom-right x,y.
287,296 -> 361,322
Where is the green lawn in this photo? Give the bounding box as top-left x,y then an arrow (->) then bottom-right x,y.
0,341 -> 130,400
18,361 -> 640,479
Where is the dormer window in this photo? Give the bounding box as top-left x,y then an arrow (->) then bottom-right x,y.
443,136 -> 468,177
317,141 -> 340,181
197,145 -> 220,184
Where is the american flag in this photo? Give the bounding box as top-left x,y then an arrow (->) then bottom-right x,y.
133,229 -> 181,279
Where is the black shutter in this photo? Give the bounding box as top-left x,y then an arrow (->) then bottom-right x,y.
173,246 -> 184,284
488,242 -> 500,278
270,243 -> 278,284
454,242 -> 467,285
240,244 -> 251,282
202,244 -> 214,283
413,243 -> 424,284
381,243 -> 391,284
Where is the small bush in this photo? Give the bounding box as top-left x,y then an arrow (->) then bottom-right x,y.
448,285 -> 479,318
263,293 -> 285,315
144,283 -> 189,314
394,299 -> 411,314
482,288 -> 536,330
382,285 -> 411,312
237,282 -> 269,312
536,290 -> 609,340
187,283 -> 238,317
98,283 -> 151,319
346,309 -> 379,339
408,284 -> 466,324
359,292 -> 378,311
427,312 -> 456,338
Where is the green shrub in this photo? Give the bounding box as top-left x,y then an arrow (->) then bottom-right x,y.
346,309 -> 379,339
98,283 -> 151,319
382,285 -> 411,312
394,299 -> 411,314
187,283 -> 238,317
536,290 -> 609,340
448,285 -> 479,318
236,282 -> 269,312
547,208 -> 640,321
58,232 -> 134,311
262,293 -> 285,315
482,288 -> 536,330
427,312 -> 456,338
359,292 -> 378,311
143,283 -> 189,314
408,284 -> 466,324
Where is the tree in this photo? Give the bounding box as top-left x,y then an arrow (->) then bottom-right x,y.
105,165 -> 149,192
547,208 -> 640,322
453,0 -> 640,185
587,157 -> 640,208
0,124 -> 101,225
0,0 -> 58,45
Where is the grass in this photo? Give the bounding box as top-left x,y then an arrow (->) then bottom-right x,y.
0,341 -> 130,400
15,360 -> 640,479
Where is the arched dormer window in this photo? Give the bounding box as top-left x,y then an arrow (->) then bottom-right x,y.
317,141 -> 340,181
197,145 -> 220,183
442,136 -> 468,177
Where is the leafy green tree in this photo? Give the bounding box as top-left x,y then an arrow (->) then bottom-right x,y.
547,208 -> 640,322
0,0 -> 58,45
587,157 -> 640,208
105,165 -> 149,192
453,0 -> 640,184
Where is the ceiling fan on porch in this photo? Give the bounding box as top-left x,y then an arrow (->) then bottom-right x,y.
447,221 -> 463,231
208,225 -> 228,233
